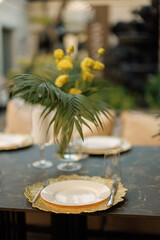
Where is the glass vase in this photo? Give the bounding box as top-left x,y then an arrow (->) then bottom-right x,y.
55,130 -> 84,171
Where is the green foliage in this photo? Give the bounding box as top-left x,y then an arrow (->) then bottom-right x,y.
143,73 -> 160,137
29,16 -> 53,26
101,80 -> 137,110
144,74 -> 160,109
8,55 -> 57,78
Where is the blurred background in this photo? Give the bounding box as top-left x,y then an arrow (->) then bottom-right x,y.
0,0 -> 159,110
0,1 -> 160,237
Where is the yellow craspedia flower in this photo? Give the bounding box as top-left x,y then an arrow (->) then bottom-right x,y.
55,58 -> 60,64
82,71 -> 94,82
55,56 -> 72,64
93,61 -> 105,71
55,74 -> 69,88
53,49 -> 64,59
98,48 -> 105,55
81,65 -> 91,73
69,88 -> 82,94
57,59 -> 73,71
62,56 -> 72,63
67,45 -> 74,54
80,57 -> 95,70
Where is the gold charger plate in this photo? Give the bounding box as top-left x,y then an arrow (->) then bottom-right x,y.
0,132 -> 32,150
25,174 -> 128,214
81,136 -> 131,155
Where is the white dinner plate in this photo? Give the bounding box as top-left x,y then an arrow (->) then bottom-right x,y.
81,136 -> 131,155
0,133 -> 33,150
41,180 -> 111,207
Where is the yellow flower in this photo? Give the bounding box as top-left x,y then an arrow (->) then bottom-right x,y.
55,58 -> 60,64
98,48 -> 105,55
57,59 -> 73,71
53,49 -> 64,59
82,71 -> 94,82
81,65 -> 91,73
67,45 -> 74,54
69,88 -> 82,94
55,74 -> 69,88
62,56 -> 72,63
80,57 -> 95,70
55,56 -> 72,65
93,61 -> 105,71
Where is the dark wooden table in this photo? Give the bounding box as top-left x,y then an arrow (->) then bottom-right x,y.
0,145 -> 160,239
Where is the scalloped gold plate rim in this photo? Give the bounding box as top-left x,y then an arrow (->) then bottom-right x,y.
24,174 -> 128,214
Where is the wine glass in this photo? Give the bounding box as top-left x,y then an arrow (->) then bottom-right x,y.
31,105 -> 53,169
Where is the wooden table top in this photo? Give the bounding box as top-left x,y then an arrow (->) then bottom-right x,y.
0,145 -> 160,218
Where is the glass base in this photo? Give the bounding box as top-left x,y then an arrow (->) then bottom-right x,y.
32,160 -> 53,169
57,162 -> 82,172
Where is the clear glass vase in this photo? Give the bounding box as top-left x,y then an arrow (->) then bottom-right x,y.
55,130 -> 84,172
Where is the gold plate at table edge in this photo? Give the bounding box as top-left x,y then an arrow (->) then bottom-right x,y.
24,174 -> 128,214
0,133 -> 33,150
81,137 -> 132,155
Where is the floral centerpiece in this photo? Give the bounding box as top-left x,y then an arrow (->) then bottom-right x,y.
9,46 -> 111,155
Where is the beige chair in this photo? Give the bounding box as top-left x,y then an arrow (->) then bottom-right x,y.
5,99 -> 32,134
120,110 -> 160,145
82,110 -> 115,138
5,100 -> 55,143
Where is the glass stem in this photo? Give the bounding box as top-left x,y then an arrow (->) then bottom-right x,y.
40,144 -> 45,162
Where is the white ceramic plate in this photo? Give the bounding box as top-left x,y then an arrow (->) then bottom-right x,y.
41,180 -> 111,207
81,136 -> 131,155
0,133 -> 33,150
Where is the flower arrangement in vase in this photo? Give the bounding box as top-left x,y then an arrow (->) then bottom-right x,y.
9,46 -> 111,170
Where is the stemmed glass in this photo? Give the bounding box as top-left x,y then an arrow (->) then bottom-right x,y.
31,105 -> 53,169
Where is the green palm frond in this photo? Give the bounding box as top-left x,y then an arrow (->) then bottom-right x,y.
40,93 -> 111,151
9,74 -> 67,106
153,132 -> 160,137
